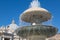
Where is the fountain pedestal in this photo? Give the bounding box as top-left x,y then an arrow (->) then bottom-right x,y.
27,35 -> 46,40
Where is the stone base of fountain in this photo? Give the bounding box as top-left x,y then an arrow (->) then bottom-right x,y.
26,35 -> 46,40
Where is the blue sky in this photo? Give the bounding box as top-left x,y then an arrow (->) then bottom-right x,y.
0,0 -> 60,33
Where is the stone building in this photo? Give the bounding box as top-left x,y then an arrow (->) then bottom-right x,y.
0,20 -> 21,40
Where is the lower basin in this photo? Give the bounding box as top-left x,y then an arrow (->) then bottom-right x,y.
15,25 -> 58,38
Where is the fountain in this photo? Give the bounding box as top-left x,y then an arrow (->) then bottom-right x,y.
15,0 -> 58,40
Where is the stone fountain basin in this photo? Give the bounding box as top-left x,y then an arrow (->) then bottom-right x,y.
21,9 -> 51,23
15,25 -> 58,38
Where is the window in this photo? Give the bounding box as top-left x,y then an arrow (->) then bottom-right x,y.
4,38 -> 10,40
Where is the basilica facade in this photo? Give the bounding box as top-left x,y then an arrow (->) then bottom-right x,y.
0,20 -> 21,40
